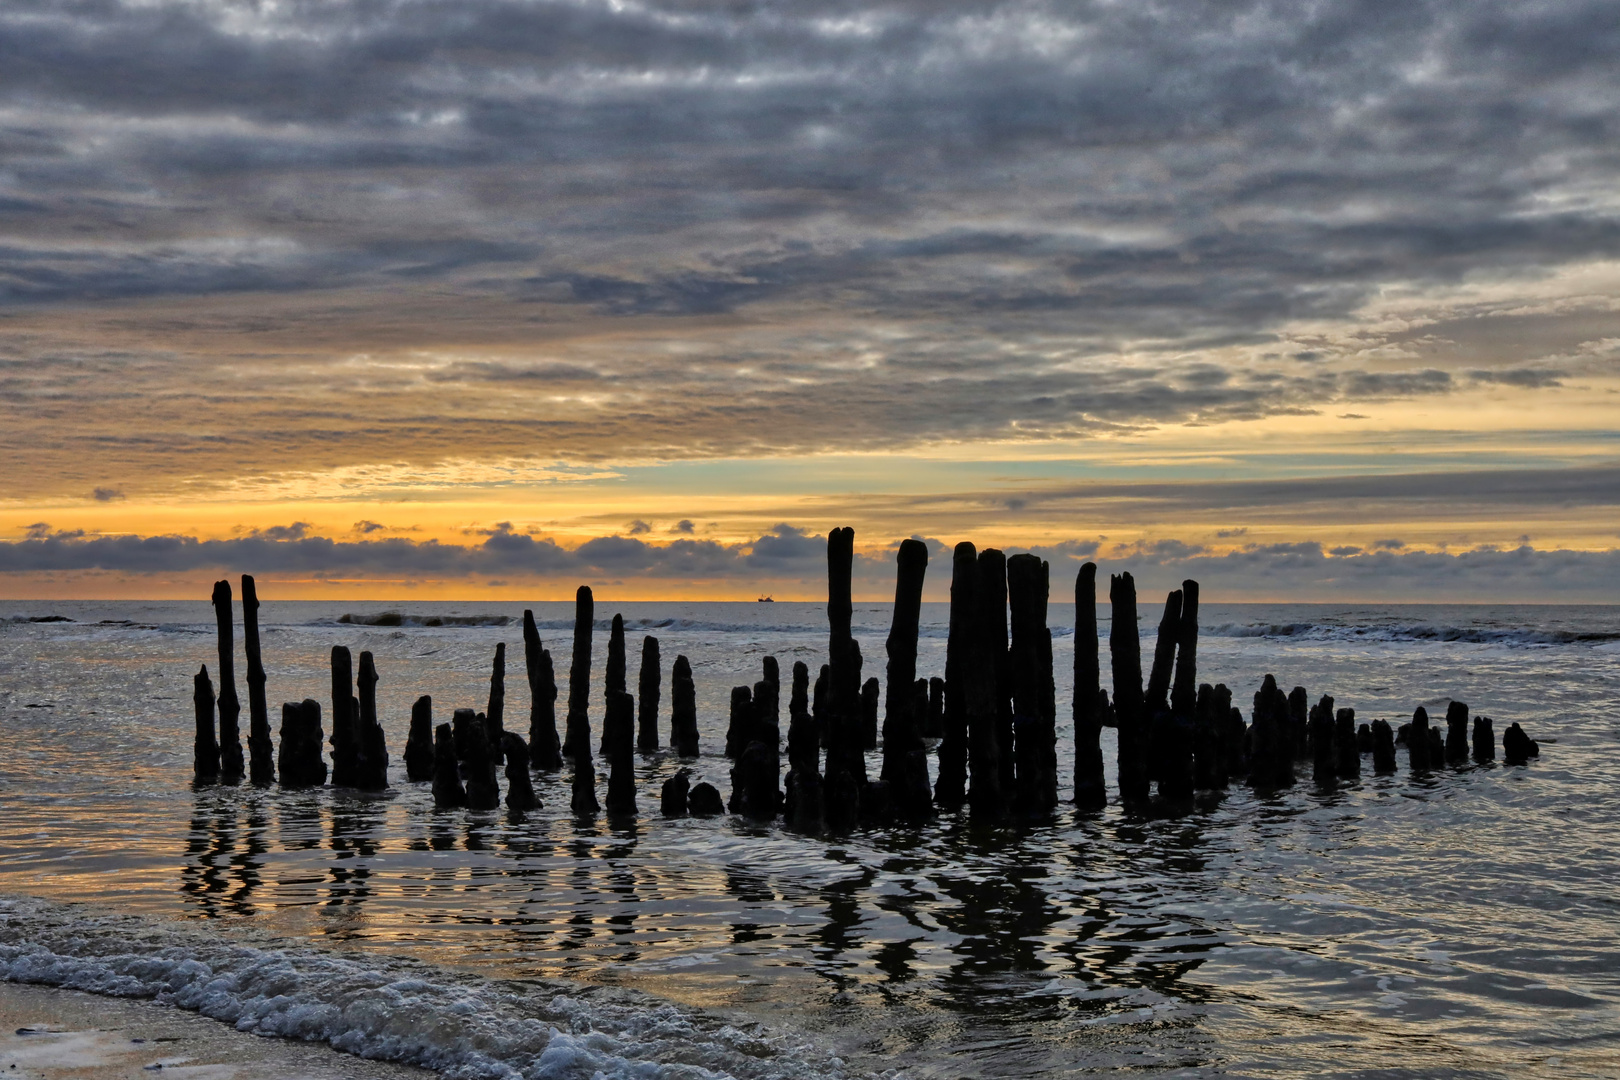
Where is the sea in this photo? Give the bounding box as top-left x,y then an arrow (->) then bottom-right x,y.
1,598 -> 1617,1079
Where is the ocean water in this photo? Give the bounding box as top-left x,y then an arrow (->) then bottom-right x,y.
1,598 -> 1618,1079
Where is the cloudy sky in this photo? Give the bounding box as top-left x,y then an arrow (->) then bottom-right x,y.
3,0 -> 1618,599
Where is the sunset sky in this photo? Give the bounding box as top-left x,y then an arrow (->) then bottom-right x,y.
3,0 -> 1619,600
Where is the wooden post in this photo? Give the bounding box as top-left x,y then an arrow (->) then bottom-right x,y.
1371,718 -> 1397,772
881,538 -> 930,814
968,548 -> 1008,817
1110,571 -> 1148,804
1171,580 -> 1199,718
431,722 -> 467,808
725,685 -> 754,759
600,613 -> 625,755
1310,694 -> 1336,784
241,575 -> 273,785
354,650 -> 389,790
486,643 -> 507,765
1473,715 -> 1495,762
1288,686 -> 1310,761
637,635 -> 661,752
523,610 -> 563,770
934,542 -> 975,809
404,695 -> 434,780
1073,562 -> 1107,809
661,768 -> 690,816
605,690 -> 637,814
329,646 -> 357,786
924,677 -> 945,740
277,699 -> 327,787
210,581 -> 244,782
824,526 -> 863,828
785,659 -> 824,830
502,732 -> 539,810
462,709 -> 500,810
1145,589 -> 1181,719
1335,707 -> 1359,778
671,654 -> 698,755
1445,701 -> 1469,763
193,664 -> 219,783
563,585 -> 593,759
1409,706 -> 1433,772
1007,553 -> 1057,814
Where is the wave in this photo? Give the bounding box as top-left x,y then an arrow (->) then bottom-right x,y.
0,895 -> 853,1080
332,614 -> 825,635
3,615 -> 75,623
338,612 -> 514,627
1202,621 -> 1620,646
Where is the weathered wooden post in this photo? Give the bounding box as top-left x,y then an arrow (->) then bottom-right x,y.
329,646 -> 357,786
278,699 -> 327,787
354,650 -> 389,790
1192,683 -> 1226,789
1371,718 -> 1397,772
1217,684 -> 1246,780
1310,694 -> 1336,784
824,526 -> 865,828
502,732 -> 539,810
523,610 -> 563,770
405,695 -> 434,780
431,723 -> 466,808
1335,707 -> 1359,778
605,690 -> 637,814
193,665 -> 219,783
461,709 -> 500,810
1146,590 -> 1181,721
1287,686 -> 1310,762
571,736 -> 600,814
661,768 -> 691,816
563,585 -> 594,758
1072,562 -> 1107,810
1171,580 -> 1199,717
1409,706 -> 1433,772
1445,701 -> 1469,764
486,643 -> 507,765
241,575 -> 273,785
730,678 -> 783,820
881,538 -> 933,818
637,635 -> 661,752
1503,722 -> 1538,763
671,655 -> 699,755
1473,715 -> 1495,762
924,677 -> 945,739
601,614 -> 626,756
860,677 -> 880,751
933,543 -> 974,808
210,581 -> 244,783
1007,553 -> 1057,813
1110,571 -> 1148,804
725,685 -> 754,758
964,548 -> 1007,815
785,659 -> 824,830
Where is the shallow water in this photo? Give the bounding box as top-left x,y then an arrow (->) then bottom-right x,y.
1,599 -> 1618,1078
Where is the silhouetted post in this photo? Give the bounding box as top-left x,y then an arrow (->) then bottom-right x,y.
354,650 -> 389,790
241,575 -> 273,785
571,746 -> 600,815
730,679 -> 782,820
1171,580 -> 1199,717
1110,571 -> 1148,804
812,664 -> 830,749
563,585 -> 594,758
461,710 -> 500,810
637,636 -> 661,752
1288,686 -> 1310,762
1473,715 -> 1495,762
1427,724 -> 1444,765
661,768 -> 691,816
486,643 -> 507,765
1409,706 -> 1433,772
193,664 -> 219,783
277,699 -> 327,787
1371,718 -> 1397,772
210,580 -> 244,783
502,732 -> 538,810
860,677 -> 880,752
605,690 -> 637,815
824,526 -> 864,828
1192,683 -> 1226,789
1445,701 -> 1469,764
1218,684 -> 1246,779
671,655 -> 699,755
1310,694 -> 1336,784
1503,722 -> 1539,763
924,677 -> 945,740
1335,707 -> 1359,778
965,549 -> 1007,816
329,646 -> 357,786
725,685 -> 754,759
523,611 -> 562,770
1146,590 -> 1181,721
934,542 -> 975,808
785,659 -> 824,830
980,551 -> 1015,798
431,723 -> 466,808
405,695 -> 434,780
1070,563 -> 1106,809
1249,675 -> 1293,788
879,538 -> 932,817
601,614 -> 626,756
1007,553 -> 1058,813
687,782 -> 723,815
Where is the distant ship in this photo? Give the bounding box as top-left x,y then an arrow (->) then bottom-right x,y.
757,595 -> 774,603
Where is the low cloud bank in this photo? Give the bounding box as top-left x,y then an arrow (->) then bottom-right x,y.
6,525 -> 1619,601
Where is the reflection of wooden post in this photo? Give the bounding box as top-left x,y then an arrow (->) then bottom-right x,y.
193,665 -> 219,783
486,643 -> 507,765
563,586 -> 593,758
522,610 -> 562,770
241,575 -> 274,785
637,636 -> 661,752
404,695 -> 434,780
1072,562 -> 1106,809
211,581 -> 244,782
1110,572 -> 1147,803
671,655 -> 698,755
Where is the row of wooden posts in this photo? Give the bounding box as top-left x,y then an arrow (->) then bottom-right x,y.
191,532 -> 1540,823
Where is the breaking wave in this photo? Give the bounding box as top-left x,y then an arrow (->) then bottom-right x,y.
1202,621 -> 1620,646
0,895 -> 854,1080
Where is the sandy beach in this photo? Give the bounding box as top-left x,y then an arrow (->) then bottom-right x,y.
0,981 -> 435,1080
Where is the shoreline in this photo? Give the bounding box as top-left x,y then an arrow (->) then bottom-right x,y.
0,979 -> 438,1079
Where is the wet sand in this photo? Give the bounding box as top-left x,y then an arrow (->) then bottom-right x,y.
0,981 -> 436,1080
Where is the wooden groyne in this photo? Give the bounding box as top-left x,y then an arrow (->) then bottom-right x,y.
188,541 -> 1543,822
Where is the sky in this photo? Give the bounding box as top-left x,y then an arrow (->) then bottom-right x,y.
2,0 -> 1619,601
